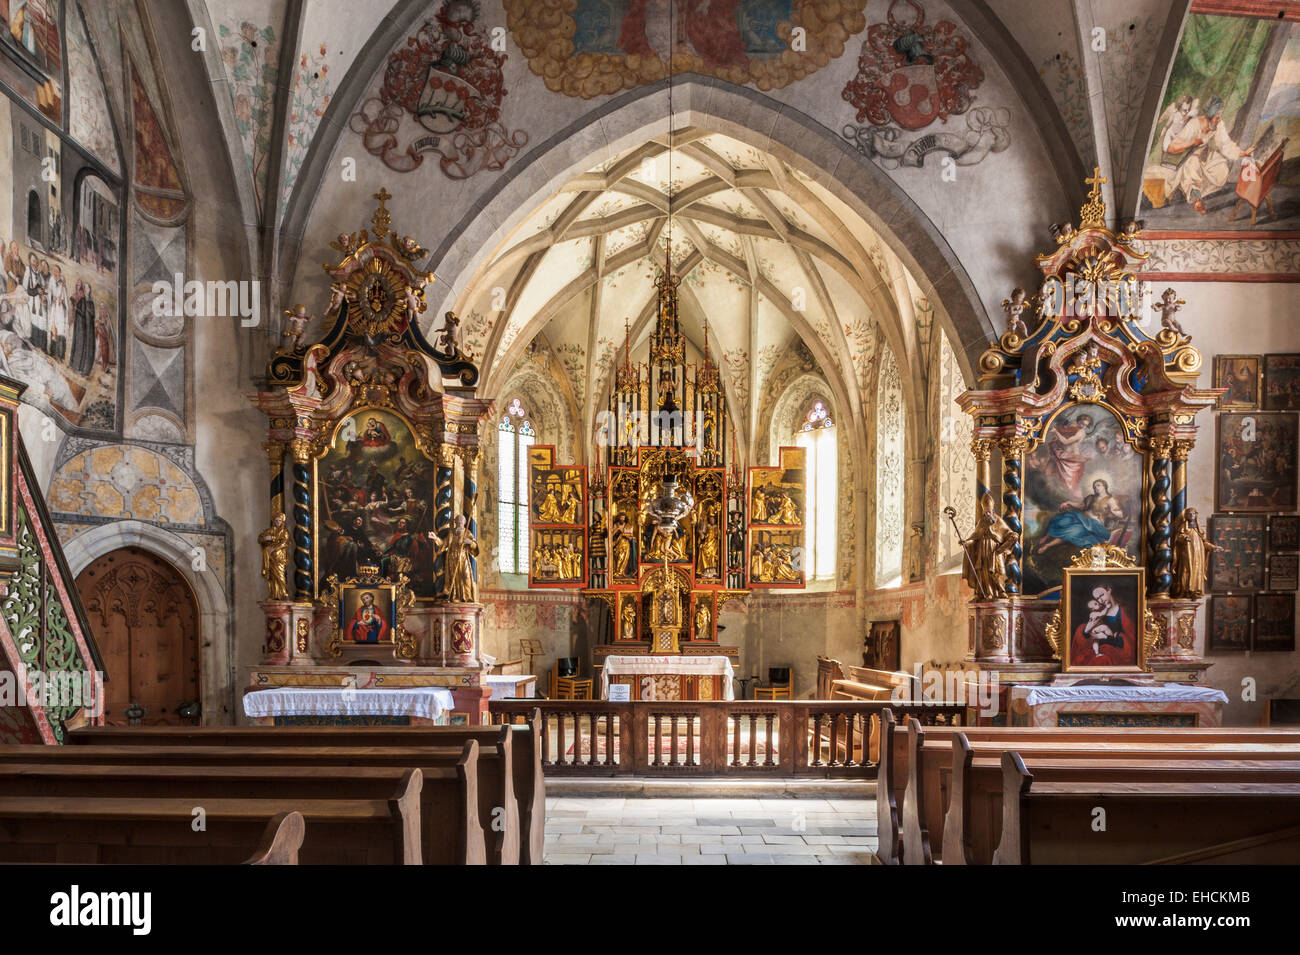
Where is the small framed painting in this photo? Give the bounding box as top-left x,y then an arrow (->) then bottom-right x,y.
1216,412 -> 1299,512
1209,514 -> 1267,592
1214,355 -> 1260,410
1270,514 -> 1300,552
1270,554 -> 1300,592
1060,566 -> 1147,672
1264,354 -> 1300,411
1254,593 -> 1296,652
1208,595 -> 1252,652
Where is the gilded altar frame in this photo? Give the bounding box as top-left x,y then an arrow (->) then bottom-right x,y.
956,170 -> 1222,685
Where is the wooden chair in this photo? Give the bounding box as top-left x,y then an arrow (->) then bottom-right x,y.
549,667 -> 593,700
753,666 -> 792,700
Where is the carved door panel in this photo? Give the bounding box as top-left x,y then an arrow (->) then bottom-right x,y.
74,547 -> 199,725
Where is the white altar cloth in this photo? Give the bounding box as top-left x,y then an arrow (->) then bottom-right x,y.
485,674 -> 537,700
1017,686 -> 1228,706
243,686 -> 456,721
600,654 -> 734,700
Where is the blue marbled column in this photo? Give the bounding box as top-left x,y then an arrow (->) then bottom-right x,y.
291,458 -> 312,599
1000,439 -> 1024,595
434,451 -> 455,595
462,448 -> 478,588
1150,444 -> 1173,595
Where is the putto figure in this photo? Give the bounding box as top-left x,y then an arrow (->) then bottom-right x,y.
1155,287 -> 1187,337
1001,287 -> 1031,338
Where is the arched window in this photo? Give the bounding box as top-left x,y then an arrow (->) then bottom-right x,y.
497,397 -> 535,574
795,398 -> 837,581
875,346 -> 904,587
938,330 -> 975,571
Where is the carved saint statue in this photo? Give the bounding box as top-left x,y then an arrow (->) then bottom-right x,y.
281,304 -> 312,352
258,512 -> 291,601
621,600 -> 637,640
646,521 -> 687,562
695,601 -> 711,639
1001,287 -> 1030,338
961,492 -> 1018,600
611,513 -> 635,577
1155,287 -> 1187,337
434,514 -> 479,603
1171,507 -> 1218,599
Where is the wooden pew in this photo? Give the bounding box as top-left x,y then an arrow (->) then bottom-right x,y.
875,709 -> 900,865
915,735 -> 1300,865
70,715 -> 547,865
901,718 -> 933,865
992,750 -> 1300,864
890,723 -> 1300,845
0,747 -> 483,865
0,741 -> 506,863
0,781 -> 421,864
246,811 -> 306,864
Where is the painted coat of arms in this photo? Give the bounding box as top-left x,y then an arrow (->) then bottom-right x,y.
841,0 -> 1008,169
350,0 -> 528,178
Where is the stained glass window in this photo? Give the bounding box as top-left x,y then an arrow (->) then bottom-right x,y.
876,346 -> 904,587
795,399 -> 837,581
497,397 -> 534,574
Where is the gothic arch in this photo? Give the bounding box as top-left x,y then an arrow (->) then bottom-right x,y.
60,520 -> 233,726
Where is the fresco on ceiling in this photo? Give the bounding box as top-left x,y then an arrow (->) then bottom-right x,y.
351,0 -> 527,179
130,66 -> 185,220
840,0 -> 1010,170
218,20 -> 279,217
1140,10 -> 1299,231
0,97 -> 121,431
0,0 -> 61,122
507,0 -> 867,98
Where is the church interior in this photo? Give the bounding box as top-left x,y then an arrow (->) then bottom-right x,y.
1,0 -> 1300,891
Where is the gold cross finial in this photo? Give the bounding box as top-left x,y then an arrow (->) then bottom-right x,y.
1079,167 -> 1108,228
371,188 -> 393,238
1085,167 -> 1107,197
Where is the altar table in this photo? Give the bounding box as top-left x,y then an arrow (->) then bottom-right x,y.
600,655 -> 734,701
485,674 -> 537,700
243,686 -> 457,726
1009,684 -> 1228,728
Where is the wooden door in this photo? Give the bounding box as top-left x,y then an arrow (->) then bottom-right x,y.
74,547 -> 199,725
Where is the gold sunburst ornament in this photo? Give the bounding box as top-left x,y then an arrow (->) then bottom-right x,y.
346,256 -> 409,338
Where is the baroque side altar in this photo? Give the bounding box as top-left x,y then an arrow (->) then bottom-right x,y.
246,190 -> 494,722
956,170 -> 1223,708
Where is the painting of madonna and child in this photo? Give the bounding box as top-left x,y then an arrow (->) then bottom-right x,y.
1063,568 -> 1144,671
1023,405 -> 1143,596
316,409 -> 438,597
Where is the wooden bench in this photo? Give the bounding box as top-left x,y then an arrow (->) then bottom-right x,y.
993,750 -> 1300,864
0,781 -> 422,864
0,742 -> 498,864
883,720 -> 1300,865
898,723 -> 1300,864
70,714 -> 546,865
0,747 -> 482,865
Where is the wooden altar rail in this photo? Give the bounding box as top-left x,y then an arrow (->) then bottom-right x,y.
489,700 -> 967,777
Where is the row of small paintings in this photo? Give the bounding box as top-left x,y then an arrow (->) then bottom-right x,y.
1209,593 -> 1296,652
1209,514 -> 1299,592
1216,355 -> 1300,412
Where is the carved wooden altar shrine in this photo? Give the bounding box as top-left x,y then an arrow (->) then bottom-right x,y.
248,190 -> 493,721
529,256 -> 808,699
956,170 -> 1222,695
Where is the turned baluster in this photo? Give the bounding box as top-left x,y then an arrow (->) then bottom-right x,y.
686,713 -> 696,767
652,713 -> 663,767
669,715 -> 680,766
747,714 -> 758,767
731,713 -> 741,768
844,714 -> 858,767
764,713 -> 775,767
811,713 -> 824,767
